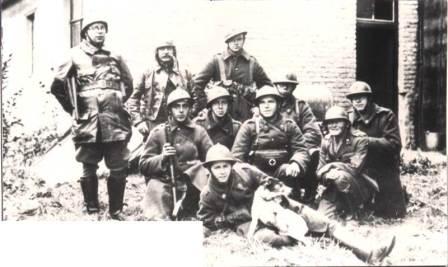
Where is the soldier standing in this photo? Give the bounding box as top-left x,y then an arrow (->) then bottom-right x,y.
346,81 -> 406,218
231,85 -> 310,197
273,73 -> 322,202
50,17 -> 133,220
128,40 -> 193,139
139,88 -> 213,220
193,85 -> 241,149
193,29 -> 272,121
316,106 -> 374,219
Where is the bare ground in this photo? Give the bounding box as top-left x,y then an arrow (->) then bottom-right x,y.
2,150 -> 447,266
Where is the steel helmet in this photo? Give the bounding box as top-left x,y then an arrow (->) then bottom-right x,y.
273,73 -> 299,85
203,143 -> 236,167
255,85 -> 283,103
81,18 -> 108,39
346,81 -> 373,99
166,88 -> 192,108
324,106 -> 350,124
225,29 -> 247,43
206,86 -> 232,107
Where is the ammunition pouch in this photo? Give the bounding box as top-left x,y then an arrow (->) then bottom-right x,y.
251,149 -> 290,173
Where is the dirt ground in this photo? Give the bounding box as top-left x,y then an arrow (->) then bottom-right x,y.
2,150 -> 447,266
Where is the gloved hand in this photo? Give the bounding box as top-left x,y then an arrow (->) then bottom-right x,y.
214,215 -> 228,229
225,209 -> 251,224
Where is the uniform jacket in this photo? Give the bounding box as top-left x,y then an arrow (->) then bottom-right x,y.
127,55 -> 193,128
139,119 -> 213,180
192,49 -> 272,111
231,114 -> 310,174
50,40 -> 133,144
193,110 -> 242,149
317,129 -> 369,179
197,162 -> 270,230
349,103 -> 406,217
280,95 -> 322,150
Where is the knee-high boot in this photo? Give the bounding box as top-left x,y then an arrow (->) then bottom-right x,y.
79,176 -> 100,214
107,178 -> 126,220
330,226 -> 396,264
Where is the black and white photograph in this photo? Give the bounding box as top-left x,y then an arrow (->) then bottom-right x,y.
1,0 -> 446,266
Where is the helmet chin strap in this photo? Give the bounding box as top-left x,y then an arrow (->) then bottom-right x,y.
86,35 -> 104,48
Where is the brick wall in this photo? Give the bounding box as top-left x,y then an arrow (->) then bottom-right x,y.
3,0 -> 357,132
398,0 -> 419,149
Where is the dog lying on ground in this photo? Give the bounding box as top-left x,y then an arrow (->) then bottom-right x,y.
247,178 -> 310,245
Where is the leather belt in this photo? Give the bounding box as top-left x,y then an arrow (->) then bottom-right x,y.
81,80 -> 121,91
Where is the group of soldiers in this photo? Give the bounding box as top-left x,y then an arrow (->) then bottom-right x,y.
50,17 -> 407,263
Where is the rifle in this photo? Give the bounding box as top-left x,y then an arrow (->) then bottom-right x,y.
164,118 -> 182,219
65,75 -> 79,121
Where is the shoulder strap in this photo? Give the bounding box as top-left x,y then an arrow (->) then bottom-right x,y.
248,118 -> 260,160
215,55 -> 227,81
248,57 -> 255,84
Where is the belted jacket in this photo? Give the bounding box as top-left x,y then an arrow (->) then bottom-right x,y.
231,114 -> 310,174
50,40 -> 133,144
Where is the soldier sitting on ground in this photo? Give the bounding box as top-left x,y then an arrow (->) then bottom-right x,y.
193,85 -> 242,149
198,144 -> 396,265
346,81 -> 406,218
231,85 -> 310,199
316,106 -> 377,220
139,88 -> 213,220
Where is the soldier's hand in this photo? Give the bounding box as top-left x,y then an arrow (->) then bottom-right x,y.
285,162 -> 301,177
162,143 -> 176,159
251,107 -> 260,118
136,121 -> 149,136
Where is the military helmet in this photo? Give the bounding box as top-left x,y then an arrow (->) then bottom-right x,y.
255,85 -> 283,103
206,86 -> 232,106
203,143 -> 236,167
273,73 -> 299,85
81,18 -> 108,39
346,81 -> 373,99
166,88 -> 192,107
323,106 -> 350,124
225,29 -> 247,43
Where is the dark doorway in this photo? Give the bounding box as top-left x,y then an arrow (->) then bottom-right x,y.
356,25 -> 398,113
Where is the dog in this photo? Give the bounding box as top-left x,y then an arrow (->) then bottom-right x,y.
247,178 -> 310,245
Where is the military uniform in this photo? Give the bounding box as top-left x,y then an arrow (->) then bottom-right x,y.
139,119 -> 213,220
127,43 -> 193,136
193,49 -> 272,121
316,129 -> 373,219
50,36 -> 133,217
193,110 -> 241,149
280,95 -> 322,150
349,104 -> 406,218
231,114 -> 310,190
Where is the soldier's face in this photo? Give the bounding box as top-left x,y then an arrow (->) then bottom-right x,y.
326,120 -> 347,136
350,95 -> 369,112
259,96 -> 278,118
210,161 -> 232,183
86,23 -> 106,44
211,98 -> 230,118
275,83 -> 296,97
171,100 -> 190,123
157,46 -> 175,63
227,34 -> 245,53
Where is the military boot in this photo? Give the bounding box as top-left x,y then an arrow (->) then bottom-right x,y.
107,178 -> 126,220
79,176 -> 100,214
331,227 -> 396,264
